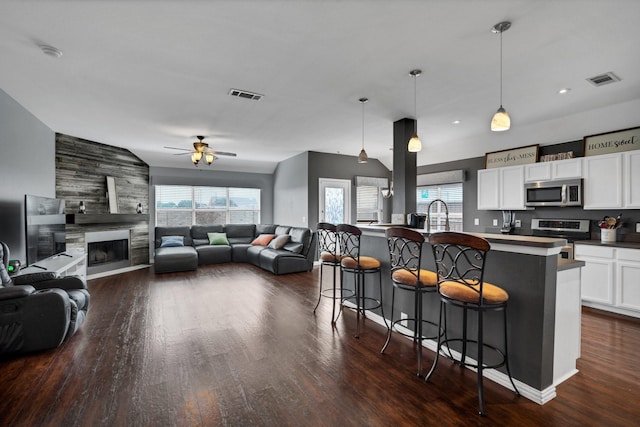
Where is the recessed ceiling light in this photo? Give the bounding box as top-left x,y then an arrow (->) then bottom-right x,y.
38,44 -> 63,58
452,120 -> 461,125
558,88 -> 571,94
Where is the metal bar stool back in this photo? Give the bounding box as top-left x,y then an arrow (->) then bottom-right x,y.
336,224 -> 387,338
313,222 -> 354,324
425,232 -> 519,416
381,227 -> 439,376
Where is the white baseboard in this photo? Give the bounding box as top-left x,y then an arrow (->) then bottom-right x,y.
87,264 -> 150,280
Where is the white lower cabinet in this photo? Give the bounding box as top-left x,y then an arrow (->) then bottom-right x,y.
616,249 -> 640,311
574,244 -> 640,318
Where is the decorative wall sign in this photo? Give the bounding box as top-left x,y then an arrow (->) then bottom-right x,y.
584,126 -> 640,156
484,144 -> 539,169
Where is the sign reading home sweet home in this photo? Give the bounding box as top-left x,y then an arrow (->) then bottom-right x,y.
584,126 -> 640,156
484,144 -> 538,169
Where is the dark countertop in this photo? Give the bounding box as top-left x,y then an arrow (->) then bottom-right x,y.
558,259 -> 585,271
574,240 -> 640,250
358,224 -> 567,248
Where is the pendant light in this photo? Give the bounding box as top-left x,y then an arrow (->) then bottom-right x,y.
357,97 -> 369,163
407,69 -> 422,152
491,21 -> 511,132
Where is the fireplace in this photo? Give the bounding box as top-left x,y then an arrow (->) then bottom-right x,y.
85,230 -> 131,275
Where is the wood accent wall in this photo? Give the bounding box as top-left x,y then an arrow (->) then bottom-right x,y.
55,134 -> 150,266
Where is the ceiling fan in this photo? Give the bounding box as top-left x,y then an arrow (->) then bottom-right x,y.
164,135 -> 237,166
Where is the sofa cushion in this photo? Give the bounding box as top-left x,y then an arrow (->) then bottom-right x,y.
275,225 -> 291,235
196,245 -> 232,265
255,224 -> 278,235
155,226 -> 193,248
208,232 -> 230,245
288,227 -> 312,255
154,246 -> 198,273
283,242 -> 304,254
252,234 -> 276,246
160,236 -> 184,247
191,224 -> 224,240
268,234 -> 290,249
224,224 -> 256,244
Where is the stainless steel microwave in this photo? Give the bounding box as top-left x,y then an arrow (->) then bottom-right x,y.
524,179 -> 583,207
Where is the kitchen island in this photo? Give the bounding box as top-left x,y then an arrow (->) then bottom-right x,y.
343,225 -> 582,404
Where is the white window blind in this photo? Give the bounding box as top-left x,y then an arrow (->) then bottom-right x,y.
357,185 -> 382,222
417,183 -> 463,232
156,185 -> 260,226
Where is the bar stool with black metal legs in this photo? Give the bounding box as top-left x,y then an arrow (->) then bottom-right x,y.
313,222 -> 353,324
425,232 -> 519,416
380,227 -> 439,376
337,224 -> 387,338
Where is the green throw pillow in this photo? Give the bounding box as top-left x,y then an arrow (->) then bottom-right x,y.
208,232 -> 229,245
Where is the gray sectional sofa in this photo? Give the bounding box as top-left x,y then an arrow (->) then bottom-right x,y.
154,224 -> 316,275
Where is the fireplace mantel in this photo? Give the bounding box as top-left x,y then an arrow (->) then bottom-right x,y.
66,213 -> 149,225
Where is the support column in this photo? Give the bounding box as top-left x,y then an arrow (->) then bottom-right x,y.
392,118 -> 417,223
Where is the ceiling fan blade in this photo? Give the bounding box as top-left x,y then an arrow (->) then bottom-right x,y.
210,151 -> 237,157
172,152 -> 190,156
164,146 -> 191,152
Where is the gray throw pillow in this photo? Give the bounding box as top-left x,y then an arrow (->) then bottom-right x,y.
268,234 -> 290,249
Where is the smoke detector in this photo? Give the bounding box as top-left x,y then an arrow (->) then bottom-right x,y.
586,72 -> 621,87
228,88 -> 263,101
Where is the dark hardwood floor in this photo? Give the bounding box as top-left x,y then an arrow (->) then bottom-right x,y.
1,263 -> 639,426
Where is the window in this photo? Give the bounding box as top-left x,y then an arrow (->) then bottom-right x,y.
356,185 -> 381,222
355,176 -> 388,223
417,183 -> 463,232
156,185 -> 260,226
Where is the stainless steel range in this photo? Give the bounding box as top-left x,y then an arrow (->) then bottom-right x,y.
531,219 -> 591,260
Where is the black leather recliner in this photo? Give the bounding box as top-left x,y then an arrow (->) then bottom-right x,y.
0,242 -> 90,355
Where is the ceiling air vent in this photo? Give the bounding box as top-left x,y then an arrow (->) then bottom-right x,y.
586,72 -> 621,87
228,88 -> 264,101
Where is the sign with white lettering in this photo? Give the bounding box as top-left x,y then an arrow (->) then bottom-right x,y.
584,127 -> 640,156
484,144 -> 539,169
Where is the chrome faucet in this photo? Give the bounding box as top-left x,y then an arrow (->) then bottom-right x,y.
426,198 -> 450,232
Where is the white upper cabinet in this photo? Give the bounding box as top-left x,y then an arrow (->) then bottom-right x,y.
477,165 -> 526,210
583,153 -> 623,209
477,168 -> 500,210
524,157 -> 582,182
624,150 -> 640,208
500,165 -> 526,210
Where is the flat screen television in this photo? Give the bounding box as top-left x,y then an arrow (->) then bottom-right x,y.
24,194 -> 66,266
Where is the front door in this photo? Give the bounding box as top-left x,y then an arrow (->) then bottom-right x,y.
319,178 -> 351,224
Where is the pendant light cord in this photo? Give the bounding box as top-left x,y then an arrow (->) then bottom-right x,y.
499,29 -> 503,107
362,100 -> 365,150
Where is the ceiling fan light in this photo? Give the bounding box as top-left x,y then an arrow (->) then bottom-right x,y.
407,134 -> 422,152
357,148 -> 368,163
191,151 -> 203,165
491,106 -> 511,131
205,153 -> 215,164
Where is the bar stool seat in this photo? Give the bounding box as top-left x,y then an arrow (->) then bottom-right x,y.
337,224 -> 387,338
439,281 -> 509,304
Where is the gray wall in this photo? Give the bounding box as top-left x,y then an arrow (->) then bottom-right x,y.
273,152 -> 309,227
0,89 -> 55,262
307,151 -> 391,229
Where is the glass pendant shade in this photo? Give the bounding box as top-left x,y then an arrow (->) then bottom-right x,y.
205,153 -> 215,164
191,151 -> 203,165
491,106 -> 511,131
358,148 -> 368,163
407,134 -> 422,152
357,97 -> 369,164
